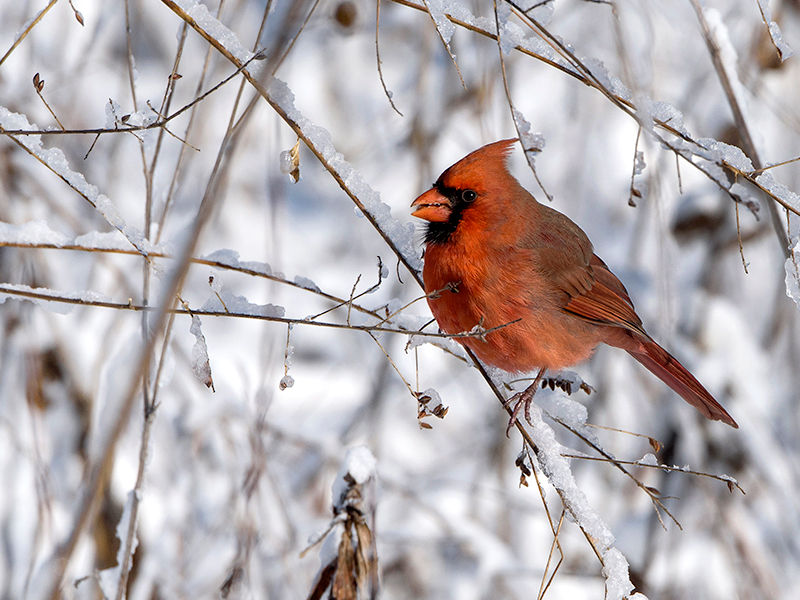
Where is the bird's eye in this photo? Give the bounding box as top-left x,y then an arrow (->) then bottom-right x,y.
461,189 -> 477,202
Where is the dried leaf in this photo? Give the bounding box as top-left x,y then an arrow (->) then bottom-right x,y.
286,138 -> 301,183
419,421 -> 433,430
306,559 -> 337,600
354,521 -> 374,591
74,10 -> 84,26
333,527 -> 357,600
648,437 -> 663,453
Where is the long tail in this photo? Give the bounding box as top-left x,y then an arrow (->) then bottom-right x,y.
628,338 -> 738,428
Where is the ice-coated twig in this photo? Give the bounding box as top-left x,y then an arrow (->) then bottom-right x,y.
421,0 -> 467,89
392,0 -> 800,237
160,0 -> 423,283
0,283 -> 483,339
0,107 -> 151,261
524,403 -> 637,599
690,0 -> 791,255
754,0 -> 794,62
0,0 -> 58,68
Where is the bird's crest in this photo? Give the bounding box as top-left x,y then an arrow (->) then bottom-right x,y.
438,138 -> 518,191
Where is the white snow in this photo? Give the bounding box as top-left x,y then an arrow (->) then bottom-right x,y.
635,453 -> 659,467
785,239 -> 800,309
189,315 -> 214,390
757,0 -> 794,61
200,288 -> 285,318
0,283 -> 112,314
423,0 -> 456,45
0,106 -> 148,257
266,77 -> 421,273
601,547 -> 636,600
331,445 -> 377,509
173,0 -> 255,64
0,220 -> 70,246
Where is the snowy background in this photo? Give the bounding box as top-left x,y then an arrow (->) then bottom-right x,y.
1,0 -> 800,598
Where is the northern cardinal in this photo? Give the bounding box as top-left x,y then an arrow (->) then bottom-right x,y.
411,139 -> 737,428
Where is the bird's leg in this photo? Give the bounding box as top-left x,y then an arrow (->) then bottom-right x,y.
504,368 -> 547,436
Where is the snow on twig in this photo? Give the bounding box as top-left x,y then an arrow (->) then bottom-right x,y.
161,0 -> 423,282
0,107 -> 150,260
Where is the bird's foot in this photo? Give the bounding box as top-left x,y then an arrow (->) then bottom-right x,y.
504,369 -> 546,436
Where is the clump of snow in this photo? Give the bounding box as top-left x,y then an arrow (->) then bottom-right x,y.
785,239 -> 800,310
331,445 -> 377,509
293,276 -> 320,293
279,149 -> 296,176
601,548 -> 635,600
584,58 -> 633,102
423,0 -> 456,45
0,220 -> 70,246
640,97 -> 687,134
633,150 -> 646,176
756,171 -> 800,214
534,385 -> 589,430
189,316 -> 214,390
513,109 -> 546,166
495,1 -> 517,56
173,0 -> 256,64
202,249 -> 275,277
280,331 -> 294,391
525,403 -> 616,548
200,289 -> 285,318
757,0 -> 794,61
636,453 -> 658,467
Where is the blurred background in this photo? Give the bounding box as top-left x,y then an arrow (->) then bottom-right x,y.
1,0 -> 800,598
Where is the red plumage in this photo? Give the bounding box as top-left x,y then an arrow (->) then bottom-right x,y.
412,139 -> 737,428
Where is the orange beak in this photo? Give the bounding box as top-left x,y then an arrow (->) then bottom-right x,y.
411,187 -> 452,223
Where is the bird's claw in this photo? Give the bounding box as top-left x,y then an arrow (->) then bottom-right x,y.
504,384 -> 538,436
504,370 -> 547,436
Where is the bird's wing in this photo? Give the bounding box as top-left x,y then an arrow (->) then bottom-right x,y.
520,204 -> 597,298
518,203 -> 645,335
563,254 -> 646,335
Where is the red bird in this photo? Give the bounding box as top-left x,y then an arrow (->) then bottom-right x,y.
411,139 -> 737,428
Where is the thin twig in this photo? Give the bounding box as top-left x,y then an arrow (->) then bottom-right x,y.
375,0 -> 403,115
0,0 -> 59,68
629,126 -> 643,207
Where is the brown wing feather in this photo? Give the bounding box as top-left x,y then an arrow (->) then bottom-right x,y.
562,254 -> 646,335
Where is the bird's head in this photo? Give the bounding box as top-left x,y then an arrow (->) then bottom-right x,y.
411,138 -> 518,244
